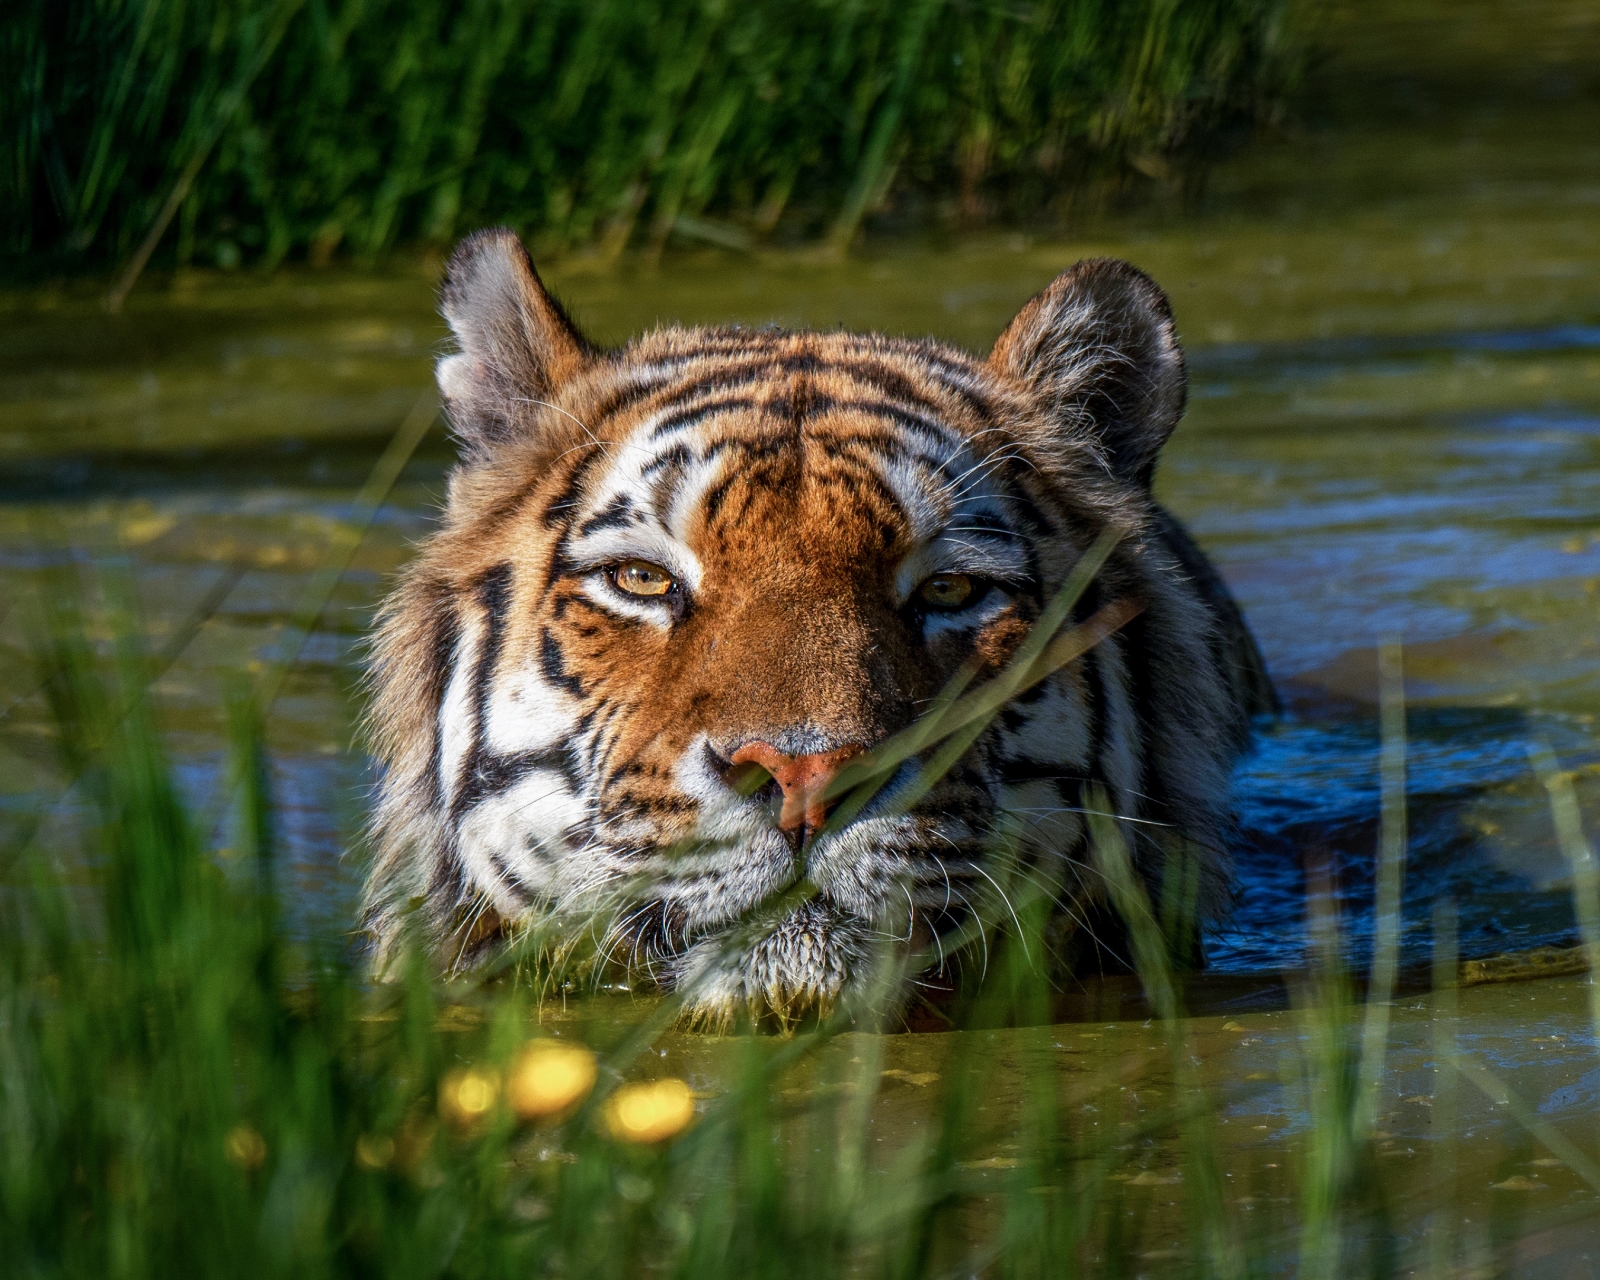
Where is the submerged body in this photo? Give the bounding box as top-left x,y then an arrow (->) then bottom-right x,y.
363,229 -> 1273,1021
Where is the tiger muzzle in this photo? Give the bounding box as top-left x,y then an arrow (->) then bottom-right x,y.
724,741 -> 866,851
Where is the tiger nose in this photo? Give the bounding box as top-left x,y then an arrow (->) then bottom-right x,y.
727,741 -> 866,841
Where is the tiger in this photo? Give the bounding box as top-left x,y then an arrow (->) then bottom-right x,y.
361,227 -> 1275,1023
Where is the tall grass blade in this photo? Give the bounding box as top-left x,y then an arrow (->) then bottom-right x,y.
1357,638 -> 1407,1133
103,0 -> 308,310
1296,869 -> 1357,1280
1087,788 -> 1245,1277
1529,740 -> 1600,1038
1452,1058 -> 1600,1194
6,0 -> 1305,271
1428,897 -> 1457,1280
259,390 -> 437,710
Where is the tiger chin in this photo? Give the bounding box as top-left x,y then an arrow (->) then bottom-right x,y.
360,227 -> 1275,1027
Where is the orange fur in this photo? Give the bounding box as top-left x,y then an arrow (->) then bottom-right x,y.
362,230 -> 1275,1021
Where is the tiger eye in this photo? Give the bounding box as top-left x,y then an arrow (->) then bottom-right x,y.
613,560 -> 675,597
918,573 -> 975,610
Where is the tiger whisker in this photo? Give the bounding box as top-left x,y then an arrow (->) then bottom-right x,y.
964,861 -> 1031,966
938,448 -> 1032,498
940,525 -> 1029,540
449,892 -> 501,974
1004,804 -> 1175,830
509,396 -> 608,452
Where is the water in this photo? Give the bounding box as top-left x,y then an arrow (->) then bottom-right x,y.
3,0 -> 1599,976
643,974 -> 1600,1272
5,3 -> 1600,1268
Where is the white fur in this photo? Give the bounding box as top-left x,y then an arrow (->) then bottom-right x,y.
436,609 -> 482,809
484,658 -> 577,756
455,770 -> 587,907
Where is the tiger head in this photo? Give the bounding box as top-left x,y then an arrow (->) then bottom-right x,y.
363,229 -> 1267,1022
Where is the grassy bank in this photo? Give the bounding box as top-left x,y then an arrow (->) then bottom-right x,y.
4,0 -> 1303,277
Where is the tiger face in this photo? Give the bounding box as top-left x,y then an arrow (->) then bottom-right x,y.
363,229 -> 1273,1021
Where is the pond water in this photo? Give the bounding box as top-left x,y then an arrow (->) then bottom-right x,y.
5,0 -> 1597,981
642,974 -> 1600,1274
3,0 -> 1599,1265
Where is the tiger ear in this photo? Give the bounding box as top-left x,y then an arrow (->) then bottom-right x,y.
988,258 -> 1186,488
435,227 -> 595,456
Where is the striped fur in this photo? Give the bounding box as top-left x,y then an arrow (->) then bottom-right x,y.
362,228 -> 1274,1021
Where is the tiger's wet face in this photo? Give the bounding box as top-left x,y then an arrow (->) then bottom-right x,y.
363,229 -> 1273,1022
434,364 -> 1058,1013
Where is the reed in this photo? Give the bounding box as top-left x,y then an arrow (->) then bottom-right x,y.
3,0 -> 1304,277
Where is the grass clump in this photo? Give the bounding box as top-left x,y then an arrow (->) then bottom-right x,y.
4,0 -> 1305,276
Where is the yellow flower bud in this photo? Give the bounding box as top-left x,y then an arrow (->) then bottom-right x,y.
603,1079 -> 696,1144
439,1067 -> 499,1126
506,1042 -> 598,1121
224,1124 -> 267,1170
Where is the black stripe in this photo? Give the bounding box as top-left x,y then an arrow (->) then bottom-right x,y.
828,357 -> 973,422
584,698 -> 626,779
454,745 -> 577,815
813,398 -> 962,451
576,493 -> 640,536
542,445 -> 607,531
955,511 -> 1021,538
424,598 -> 461,810
696,432 -> 797,472
580,372 -> 692,433
633,360 -> 973,442
682,349 -> 989,428
647,394 -> 761,441
996,757 -> 1081,783
1002,483 -> 1056,539
539,627 -> 585,697
485,849 -> 534,907
814,432 -> 909,466
640,441 -> 692,480
616,333 -> 1003,424
430,833 -> 467,904
448,562 -> 513,817
1118,614 -> 1157,811
468,564 -> 512,762
700,474 -> 737,523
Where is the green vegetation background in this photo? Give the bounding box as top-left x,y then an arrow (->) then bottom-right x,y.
5,0 -> 1301,274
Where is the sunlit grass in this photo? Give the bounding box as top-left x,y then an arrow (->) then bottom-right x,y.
6,533 -> 1600,1275
5,0 -> 1305,278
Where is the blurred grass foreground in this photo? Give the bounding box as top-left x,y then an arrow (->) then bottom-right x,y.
14,561 -> 1600,1276
0,573 -> 1268,1276
5,0 -> 1302,274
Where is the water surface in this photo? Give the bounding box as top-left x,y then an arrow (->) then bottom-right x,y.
2,0 -> 1598,975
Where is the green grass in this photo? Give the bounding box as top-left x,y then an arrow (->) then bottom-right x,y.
4,0 -> 1304,277
6,530 -> 1600,1275
0,564 -> 1190,1278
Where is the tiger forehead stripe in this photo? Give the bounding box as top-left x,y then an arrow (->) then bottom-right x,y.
625,349 -> 935,401
645,395 -> 762,443
627,330 -> 995,394
602,341 -> 994,427
638,395 -> 965,464
545,358 -> 1018,561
